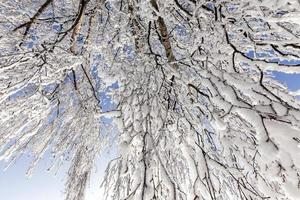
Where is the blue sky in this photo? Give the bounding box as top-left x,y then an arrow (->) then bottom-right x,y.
0,155 -> 65,200
272,71 -> 300,92
0,76 -> 118,200
0,147 -> 116,200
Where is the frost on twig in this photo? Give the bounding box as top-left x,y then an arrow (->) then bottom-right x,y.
1,0 -> 300,200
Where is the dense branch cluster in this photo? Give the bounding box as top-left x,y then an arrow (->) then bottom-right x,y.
1,0 -> 300,200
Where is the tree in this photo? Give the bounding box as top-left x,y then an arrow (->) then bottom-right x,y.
1,0 -> 300,199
